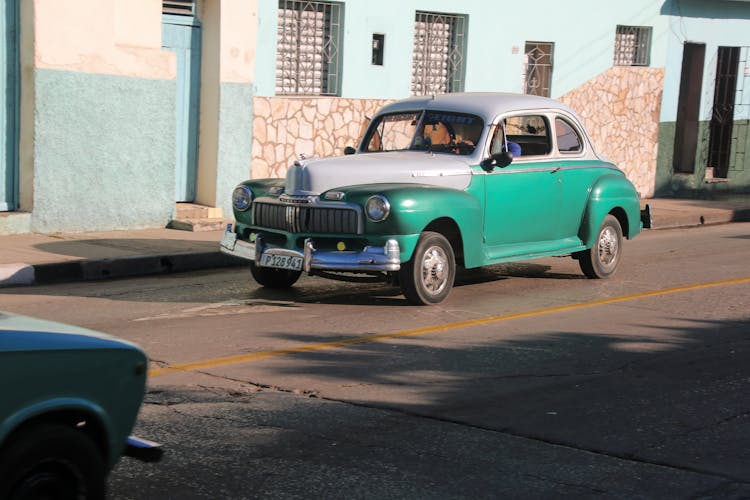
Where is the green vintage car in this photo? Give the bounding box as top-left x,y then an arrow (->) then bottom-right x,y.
0,312 -> 161,498
222,93 -> 650,305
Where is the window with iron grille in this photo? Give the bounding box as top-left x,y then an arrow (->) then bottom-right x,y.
276,0 -> 342,96
162,0 -> 195,16
523,42 -> 554,97
614,25 -> 652,66
411,11 -> 467,96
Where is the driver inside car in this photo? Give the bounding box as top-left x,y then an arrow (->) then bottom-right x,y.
415,121 -> 477,155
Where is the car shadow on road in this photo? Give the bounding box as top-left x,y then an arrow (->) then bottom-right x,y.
1,258 -> 583,307
287,262 -> 584,306
112,315 -> 750,497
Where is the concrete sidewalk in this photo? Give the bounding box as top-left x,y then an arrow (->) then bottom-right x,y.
1,197 -> 749,287
0,226 -> 244,286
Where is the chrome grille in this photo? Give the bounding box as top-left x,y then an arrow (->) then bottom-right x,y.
253,201 -> 360,234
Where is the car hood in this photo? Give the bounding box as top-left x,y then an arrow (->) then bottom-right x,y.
0,311 -> 143,353
284,152 -> 473,195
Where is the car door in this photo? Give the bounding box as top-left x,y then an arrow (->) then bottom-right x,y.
483,114 -> 562,259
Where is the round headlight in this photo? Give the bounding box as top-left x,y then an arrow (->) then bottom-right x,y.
232,185 -> 253,211
365,195 -> 390,222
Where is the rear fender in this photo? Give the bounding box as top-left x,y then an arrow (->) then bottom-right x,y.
579,175 -> 642,246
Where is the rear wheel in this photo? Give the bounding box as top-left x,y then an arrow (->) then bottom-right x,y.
577,214 -> 623,279
0,424 -> 106,500
250,261 -> 302,288
399,232 -> 456,305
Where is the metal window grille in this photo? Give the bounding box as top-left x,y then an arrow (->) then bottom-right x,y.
162,0 -> 195,16
276,0 -> 342,96
523,42 -> 554,97
614,25 -> 652,66
411,11 -> 467,96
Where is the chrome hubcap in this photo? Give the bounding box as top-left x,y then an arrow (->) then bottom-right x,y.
597,226 -> 619,268
421,245 -> 449,295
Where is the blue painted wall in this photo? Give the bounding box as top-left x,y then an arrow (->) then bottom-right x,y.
31,69 -> 175,232
655,0 -> 750,195
256,0 -> 668,99
215,81 -> 255,218
660,0 -> 750,122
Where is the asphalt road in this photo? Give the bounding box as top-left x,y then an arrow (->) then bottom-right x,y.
2,223 -> 749,498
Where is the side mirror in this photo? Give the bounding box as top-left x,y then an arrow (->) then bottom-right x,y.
480,151 -> 513,172
344,146 -> 356,155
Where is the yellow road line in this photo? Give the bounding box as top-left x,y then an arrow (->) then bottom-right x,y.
149,276 -> 750,377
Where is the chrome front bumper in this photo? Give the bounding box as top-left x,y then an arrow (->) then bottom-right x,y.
220,225 -> 401,273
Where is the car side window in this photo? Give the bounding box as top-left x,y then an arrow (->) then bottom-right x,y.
491,115 -> 551,157
555,117 -> 583,153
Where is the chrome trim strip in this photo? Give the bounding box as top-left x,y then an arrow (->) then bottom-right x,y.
255,195 -> 362,210
411,169 -> 468,178
558,164 -> 621,173
472,163 -> 622,175
488,167 -> 559,174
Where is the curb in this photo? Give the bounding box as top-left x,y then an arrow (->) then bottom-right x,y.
651,207 -> 750,230
2,252 -> 245,287
2,208 -> 749,288
0,264 -> 35,287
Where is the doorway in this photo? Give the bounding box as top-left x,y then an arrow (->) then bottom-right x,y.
162,7 -> 201,202
1,0 -> 18,211
707,46 -> 740,179
673,43 -> 705,174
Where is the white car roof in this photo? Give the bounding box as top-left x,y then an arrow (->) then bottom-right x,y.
375,92 -> 580,123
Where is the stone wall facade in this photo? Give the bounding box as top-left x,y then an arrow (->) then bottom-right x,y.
252,66 -> 665,198
252,97 -> 392,179
559,66 -> 665,198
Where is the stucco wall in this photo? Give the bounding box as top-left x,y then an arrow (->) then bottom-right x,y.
34,0 -> 173,79
214,81 -> 255,216
655,120 -> 750,196
32,69 -> 175,232
660,0 -> 750,122
5,0 -> 178,234
196,0 -> 257,211
655,0 -> 750,195
256,0 -> 668,99
559,67 -> 665,198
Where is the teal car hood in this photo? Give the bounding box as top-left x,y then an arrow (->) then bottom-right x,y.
0,312 -> 142,353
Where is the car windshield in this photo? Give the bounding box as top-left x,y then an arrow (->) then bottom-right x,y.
363,110 -> 484,156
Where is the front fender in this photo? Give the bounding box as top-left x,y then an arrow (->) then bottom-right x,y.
339,183 -> 483,261
0,397 -> 116,465
579,174 -> 642,246
232,179 -> 285,225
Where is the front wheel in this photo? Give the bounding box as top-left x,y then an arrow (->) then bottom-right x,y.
250,262 -> 302,288
399,232 -> 456,305
576,214 -> 623,279
0,424 -> 106,500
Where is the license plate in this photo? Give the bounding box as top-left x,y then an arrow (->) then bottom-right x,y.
259,253 -> 303,271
